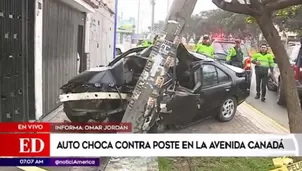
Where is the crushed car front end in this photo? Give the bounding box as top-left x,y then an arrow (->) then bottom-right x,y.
59,47 -> 150,123
60,67 -> 130,123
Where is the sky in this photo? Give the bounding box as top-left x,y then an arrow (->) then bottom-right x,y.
117,0 -> 218,32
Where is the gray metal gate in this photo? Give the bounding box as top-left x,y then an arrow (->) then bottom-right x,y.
42,0 -> 85,115
0,0 -> 35,122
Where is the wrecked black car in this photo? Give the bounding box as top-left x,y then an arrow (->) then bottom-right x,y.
59,44 -> 250,131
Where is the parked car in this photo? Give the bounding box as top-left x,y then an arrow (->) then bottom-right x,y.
267,40 -> 302,105
211,39 -> 252,89
59,44 -> 250,131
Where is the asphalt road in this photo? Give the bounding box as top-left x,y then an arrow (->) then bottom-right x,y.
246,68 -> 289,129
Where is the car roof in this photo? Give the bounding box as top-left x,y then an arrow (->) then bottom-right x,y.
189,51 -> 214,62
223,63 -> 245,73
288,41 -> 300,46
189,51 -> 245,73
212,40 -> 245,45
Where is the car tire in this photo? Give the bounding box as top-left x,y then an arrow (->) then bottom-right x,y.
217,97 -> 237,122
267,76 -> 277,91
277,80 -> 286,106
63,103 -> 90,122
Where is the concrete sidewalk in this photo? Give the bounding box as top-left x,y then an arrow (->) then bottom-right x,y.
40,102 -> 289,171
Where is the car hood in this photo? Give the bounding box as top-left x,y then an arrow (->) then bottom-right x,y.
67,67 -> 117,84
64,63 -> 125,87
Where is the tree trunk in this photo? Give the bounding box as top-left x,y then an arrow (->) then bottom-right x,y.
256,14 -> 302,133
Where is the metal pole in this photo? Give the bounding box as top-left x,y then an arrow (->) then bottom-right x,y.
167,0 -> 170,14
150,0 -> 155,32
113,0 -> 118,58
136,0 -> 140,34
120,0 -> 198,133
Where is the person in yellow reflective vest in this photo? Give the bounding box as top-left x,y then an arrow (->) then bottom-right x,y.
195,35 -> 214,58
226,39 -> 244,68
138,40 -> 153,47
252,43 -> 275,102
137,35 -> 159,47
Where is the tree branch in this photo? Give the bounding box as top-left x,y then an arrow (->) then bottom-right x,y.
265,0 -> 302,11
212,0 -> 258,16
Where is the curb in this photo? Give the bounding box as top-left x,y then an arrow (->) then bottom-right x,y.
242,102 -> 289,132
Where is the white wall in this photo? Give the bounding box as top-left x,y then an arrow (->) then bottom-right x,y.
35,0 -> 95,120
88,6 -> 115,67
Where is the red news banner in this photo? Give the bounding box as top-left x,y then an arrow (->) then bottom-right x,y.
0,122 -> 131,157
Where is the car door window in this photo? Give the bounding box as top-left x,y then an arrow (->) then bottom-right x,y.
202,64 -> 218,88
217,68 -> 230,84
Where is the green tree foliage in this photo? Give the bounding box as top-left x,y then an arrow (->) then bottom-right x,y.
245,5 -> 302,36
181,9 -> 261,40
154,5 -> 301,39
154,9 -> 261,43
275,5 -> 302,35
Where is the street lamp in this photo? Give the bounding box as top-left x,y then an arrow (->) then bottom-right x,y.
167,0 -> 170,14
136,0 -> 141,34
150,0 -> 155,32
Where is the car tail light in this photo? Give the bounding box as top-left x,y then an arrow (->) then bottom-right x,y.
244,57 -> 251,70
293,64 -> 302,80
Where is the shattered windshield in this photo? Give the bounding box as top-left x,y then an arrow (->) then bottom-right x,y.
212,42 -> 249,60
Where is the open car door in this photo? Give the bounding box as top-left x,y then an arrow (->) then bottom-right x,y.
161,61 -> 202,127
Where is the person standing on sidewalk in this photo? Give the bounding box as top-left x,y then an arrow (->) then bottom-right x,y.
226,39 -> 244,68
252,44 -> 275,102
195,35 -> 214,58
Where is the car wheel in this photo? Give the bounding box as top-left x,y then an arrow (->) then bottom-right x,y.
267,76 -> 277,91
63,103 -> 90,122
217,97 -> 237,122
277,80 -> 286,106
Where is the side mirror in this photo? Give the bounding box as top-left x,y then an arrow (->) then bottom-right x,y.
116,48 -> 122,56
